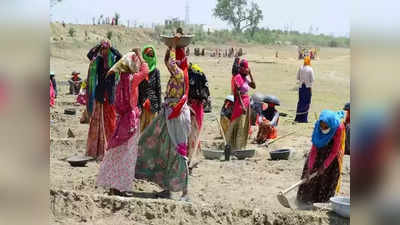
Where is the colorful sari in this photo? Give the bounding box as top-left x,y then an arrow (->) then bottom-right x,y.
297,110 -> 346,203
187,63 -> 209,162
76,81 -> 87,105
226,73 -> 251,150
256,106 -> 279,143
97,53 -> 148,192
135,48 -> 190,192
86,42 -> 121,160
188,99 -> 204,163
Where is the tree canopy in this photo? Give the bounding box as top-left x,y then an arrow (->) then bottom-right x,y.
213,0 -> 263,33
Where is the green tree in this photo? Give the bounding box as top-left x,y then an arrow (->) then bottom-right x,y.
247,2 -> 263,37
213,0 -> 263,33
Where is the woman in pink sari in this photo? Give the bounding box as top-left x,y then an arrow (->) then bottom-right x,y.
226,58 -> 256,151
49,80 -> 55,107
96,49 -> 149,196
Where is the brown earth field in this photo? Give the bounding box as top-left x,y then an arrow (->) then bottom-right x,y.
50,23 -> 350,225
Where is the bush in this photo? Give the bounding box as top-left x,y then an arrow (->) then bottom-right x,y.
107,31 -> 113,40
329,40 -> 338,47
68,27 -> 76,37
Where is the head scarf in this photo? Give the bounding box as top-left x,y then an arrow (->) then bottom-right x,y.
232,57 -> 240,76
142,45 -> 157,72
304,56 -> 311,66
240,59 -> 249,69
239,59 -> 249,77
100,40 -> 113,70
176,47 -> 188,70
101,40 -> 110,49
190,63 -> 203,73
311,110 -> 345,148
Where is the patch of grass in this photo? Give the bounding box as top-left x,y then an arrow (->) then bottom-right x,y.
107,31 -> 113,40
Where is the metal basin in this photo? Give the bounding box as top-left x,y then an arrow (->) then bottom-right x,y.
64,108 -> 76,115
330,196 -> 350,218
270,149 -> 291,160
202,149 -> 223,160
233,149 -> 255,160
67,155 -> 93,167
160,35 -> 193,48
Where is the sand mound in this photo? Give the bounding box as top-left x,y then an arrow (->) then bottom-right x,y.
50,189 -> 348,225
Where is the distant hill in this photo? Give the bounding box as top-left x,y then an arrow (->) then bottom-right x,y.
50,22 -> 159,51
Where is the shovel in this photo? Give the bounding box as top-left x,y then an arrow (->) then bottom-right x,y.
213,114 -> 231,161
277,172 -> 318,208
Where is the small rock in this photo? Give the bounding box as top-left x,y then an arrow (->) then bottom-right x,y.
145,211 -> 155,220
67,128 -> 75,138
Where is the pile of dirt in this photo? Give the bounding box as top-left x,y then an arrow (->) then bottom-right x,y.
50,189 -> 348,225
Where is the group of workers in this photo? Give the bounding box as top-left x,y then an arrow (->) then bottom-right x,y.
218,54 -> 349,205
50,29 -> 350,206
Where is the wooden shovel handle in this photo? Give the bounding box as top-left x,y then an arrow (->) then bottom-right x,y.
280,172 -> 318,195
214,114 -> 227,145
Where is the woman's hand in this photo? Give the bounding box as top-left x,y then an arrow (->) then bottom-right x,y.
106,70 -> 114,76
305,171 -> 310,182
132,48 -> 142,62
242,107 -> 247,115
248,69 -> 256,88
317,167 -> 325,176
164,48 -> 170,64
175,32 -> 182,39
132,48 -> 141,55
249,82 -> 256,89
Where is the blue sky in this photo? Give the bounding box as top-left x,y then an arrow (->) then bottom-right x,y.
50,0 -> 350,37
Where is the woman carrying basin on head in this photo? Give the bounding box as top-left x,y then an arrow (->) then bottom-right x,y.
135,32 -> 191,201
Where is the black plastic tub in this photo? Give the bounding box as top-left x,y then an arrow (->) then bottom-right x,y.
64,108 -> 76,115
233,149 -> 255,160
67,155 -> 93,167
269,149 -> 291,160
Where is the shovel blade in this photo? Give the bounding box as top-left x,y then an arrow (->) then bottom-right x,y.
277,193 -> 292,209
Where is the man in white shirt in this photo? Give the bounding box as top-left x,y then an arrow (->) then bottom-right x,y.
295,56 -> 314,123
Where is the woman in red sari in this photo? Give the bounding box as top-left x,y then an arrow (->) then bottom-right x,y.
226,58 -> 256,151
